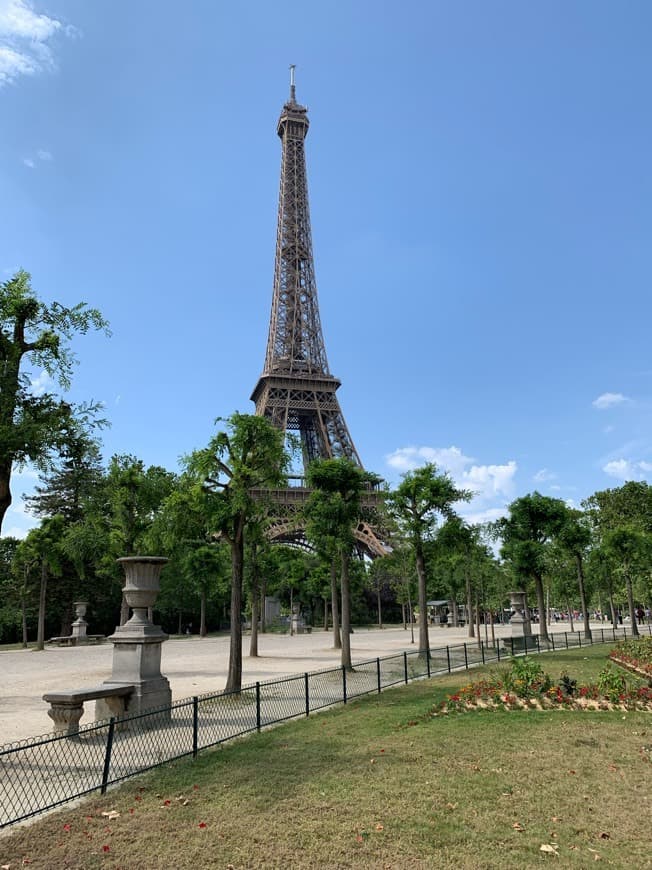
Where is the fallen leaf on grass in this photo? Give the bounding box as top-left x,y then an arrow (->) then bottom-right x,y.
512,822 -> 524,832
599,832 -> 610,840
375,824 -> 384,831
445,803 -> 458,810
568,770 -> 576,775
551,816 -> 562,822
540,844 -> 559,855
101,811 -> 120,820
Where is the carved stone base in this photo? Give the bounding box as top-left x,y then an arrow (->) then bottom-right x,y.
47,702 -> 84,736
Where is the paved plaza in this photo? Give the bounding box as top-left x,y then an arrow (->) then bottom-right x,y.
0,622 -> 601,746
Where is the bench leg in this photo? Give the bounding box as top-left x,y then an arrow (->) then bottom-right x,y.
95,695 -> 127,721
47,702 -> 84,736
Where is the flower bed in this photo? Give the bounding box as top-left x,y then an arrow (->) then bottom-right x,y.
609,636 -> 652,679
435,656 -> 652,715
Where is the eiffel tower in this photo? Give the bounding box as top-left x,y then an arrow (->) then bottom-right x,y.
251,68 -> 385,556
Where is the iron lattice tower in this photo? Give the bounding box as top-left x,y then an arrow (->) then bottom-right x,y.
251,69 -> 361,471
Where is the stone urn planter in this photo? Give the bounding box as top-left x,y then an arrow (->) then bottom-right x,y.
118,556 -> 168,627
71,601 -> 89,639
100,556 -> 171,719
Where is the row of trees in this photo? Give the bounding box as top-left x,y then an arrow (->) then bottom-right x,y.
1,271 -> 651,694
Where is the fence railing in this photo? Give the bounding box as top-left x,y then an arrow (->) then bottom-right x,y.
1,623 -> 649,828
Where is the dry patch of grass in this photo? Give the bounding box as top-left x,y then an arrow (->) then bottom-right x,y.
2,645 -> 650,869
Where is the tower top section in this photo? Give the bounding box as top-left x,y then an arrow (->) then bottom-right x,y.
278,64 -> 309,139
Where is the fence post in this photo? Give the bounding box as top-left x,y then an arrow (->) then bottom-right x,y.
427,649 -> 431,678
403,651 -> 409,684
192,697 -> 198,758
535,635 -> 540,653
463,644 -> 468,670
446,646 -> 451,673
256,682 -> 261,732
342,666 -> 347,704
101,718 -> 116,795
578,633 -> 582,648
480,641 -> 485,665
565,632 -> 569,649
550,634 -> 555,651
376,658 -> 381,694
496,642 -> 501,662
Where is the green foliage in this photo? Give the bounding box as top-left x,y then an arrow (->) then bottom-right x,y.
597,665 -> 627,702
502,657 -> 551,698
0,270 -> 109,532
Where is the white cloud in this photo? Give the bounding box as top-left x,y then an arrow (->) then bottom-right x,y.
602,458 -> 652,482
29,368 -> 52,395
592,392 -> 629,410
385,445 -> 518,526
533,468 -> 556,483
0,0 -> 71,86
21,148 -> 53,168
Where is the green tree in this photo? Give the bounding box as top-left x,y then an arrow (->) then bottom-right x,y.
388,464 -> 471,655
305,458 -> 375,670
498,492 -> 567,643
15,515 -> 66,649
602,526 -> 650,636
187,413 -> 289,692
0,270 -> 108,532
555,507 -> 593,639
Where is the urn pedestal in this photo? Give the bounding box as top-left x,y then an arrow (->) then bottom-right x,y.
98,557 -> 171,720
509,590 -> 532,652
71,601 -> 89,640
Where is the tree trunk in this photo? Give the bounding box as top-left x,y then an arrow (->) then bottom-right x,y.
250,570 -> 259,657
200,587 -> 207,637
330,558 -> 341,650
401,602 -> 406,630
450,598 -> 459,627
566,598 -> 574,633
377,588 -> 382,629
466,574 -> 474,638
608,592 -> 617,627
534,572 -> 550,642
575,553 -> 592,640
323,597 -> 329,630
0,460 -> 12,536
415,540 -> 430,656
225,523 -> 244,693
490,610 -> 496,648
177,610 -> 183,635
624,572 -> 639,637
260,575 -> 267,633
340,549 -> 352,670
475,593 -> 481,648
21,595 -> 28,648
36,562 -> 47,651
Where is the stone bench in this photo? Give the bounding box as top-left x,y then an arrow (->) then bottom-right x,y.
47,635 -> 105,646
43,684 -> 134,735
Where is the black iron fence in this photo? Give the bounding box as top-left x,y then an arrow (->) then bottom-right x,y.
1,624 -> 649,828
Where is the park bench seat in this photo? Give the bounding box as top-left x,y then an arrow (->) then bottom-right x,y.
43,684 -> 134,735
47,635 -> 105,646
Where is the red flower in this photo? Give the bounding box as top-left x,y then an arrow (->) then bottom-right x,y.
102,845 -> 110,853
198,822 -> 207,829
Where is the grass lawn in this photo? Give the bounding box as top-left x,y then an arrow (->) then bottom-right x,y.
1,645 -> 650,869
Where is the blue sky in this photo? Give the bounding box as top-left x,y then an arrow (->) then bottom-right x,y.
2,0 -> 651,539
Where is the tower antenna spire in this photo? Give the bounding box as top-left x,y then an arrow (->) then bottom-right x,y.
289,63 -> 296,102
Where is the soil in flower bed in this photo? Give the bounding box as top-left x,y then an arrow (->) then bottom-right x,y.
436,655 -> 652,715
